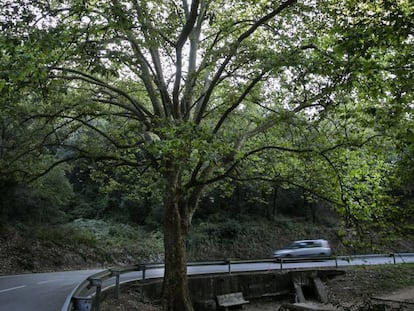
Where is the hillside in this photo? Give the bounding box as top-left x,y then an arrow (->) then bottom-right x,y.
0,215 -> 411,275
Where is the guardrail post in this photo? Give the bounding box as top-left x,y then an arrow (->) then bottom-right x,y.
112,271 -> 121,299
392,253 -> 396,265
280,258 -> 283,271
140,264 -> 146,280
227,260 -> 231,274
89,278 -> 102,311
335,256 -> 338,268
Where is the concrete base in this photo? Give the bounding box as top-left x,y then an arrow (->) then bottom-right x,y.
280,302 -> 339,311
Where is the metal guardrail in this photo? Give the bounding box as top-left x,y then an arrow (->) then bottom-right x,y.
61,252 -> 414,311
60,265 -> 139,311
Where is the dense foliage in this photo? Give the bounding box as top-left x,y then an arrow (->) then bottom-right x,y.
1,0 -> 413,309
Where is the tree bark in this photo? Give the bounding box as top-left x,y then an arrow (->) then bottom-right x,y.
161,169 -> 194,311
272,185 -> 279,218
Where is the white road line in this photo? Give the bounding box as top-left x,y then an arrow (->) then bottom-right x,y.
37,280 -> 57,285
0,285 -> 27,294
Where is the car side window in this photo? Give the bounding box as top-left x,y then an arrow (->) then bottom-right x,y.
304,241 -> 321,248
298,242 -> 307,248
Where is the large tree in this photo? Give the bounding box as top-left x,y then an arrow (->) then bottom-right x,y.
2,0 -> 412,309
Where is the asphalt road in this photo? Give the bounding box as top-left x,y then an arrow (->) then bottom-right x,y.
1,254 -> 413,311
0,269 -> 102,311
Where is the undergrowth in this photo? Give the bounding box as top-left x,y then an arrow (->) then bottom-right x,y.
187,215 -> 341,260
32,219 -> 164,262
21,214 -> 412,265
354,263 -> 414,291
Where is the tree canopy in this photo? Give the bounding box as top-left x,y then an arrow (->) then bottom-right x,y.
1,0 -> 413,309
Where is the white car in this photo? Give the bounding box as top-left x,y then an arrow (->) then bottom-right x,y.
273,239 -> 331,259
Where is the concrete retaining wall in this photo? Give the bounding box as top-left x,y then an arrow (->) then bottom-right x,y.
126,269 -> 344,311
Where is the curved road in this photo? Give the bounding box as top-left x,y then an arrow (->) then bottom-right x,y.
1,254 -> 413,311
0,269 -> 102,311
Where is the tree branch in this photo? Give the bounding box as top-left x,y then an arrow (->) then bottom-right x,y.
213,71 -> 267,134
50,67 -> 153,121
194,0 -> 298,123
172,0 -> 200,119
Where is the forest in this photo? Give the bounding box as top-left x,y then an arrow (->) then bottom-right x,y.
0,0 -> 413,310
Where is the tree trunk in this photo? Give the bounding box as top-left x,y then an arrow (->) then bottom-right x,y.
161,169 -> 194,311
272,185 -> 279,218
